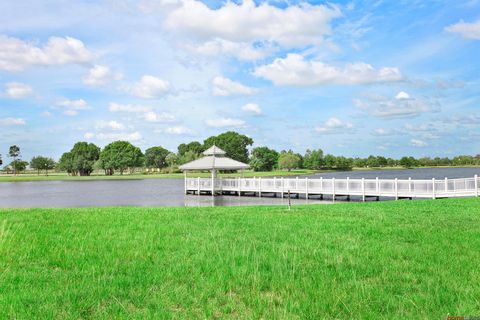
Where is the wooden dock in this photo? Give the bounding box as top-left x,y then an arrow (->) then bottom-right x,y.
185,176 -> 479,201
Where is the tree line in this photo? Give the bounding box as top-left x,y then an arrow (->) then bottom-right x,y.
1,131 -> 480,175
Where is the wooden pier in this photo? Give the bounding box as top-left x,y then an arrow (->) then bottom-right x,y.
185,175 -> 480,201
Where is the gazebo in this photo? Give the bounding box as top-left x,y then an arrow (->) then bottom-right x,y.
179,145 -> 249,195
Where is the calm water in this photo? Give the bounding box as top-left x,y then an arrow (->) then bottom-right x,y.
1,167 -> 478,208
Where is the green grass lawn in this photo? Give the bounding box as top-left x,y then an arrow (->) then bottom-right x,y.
0,169 -> 318,183
1,198 -> 479,318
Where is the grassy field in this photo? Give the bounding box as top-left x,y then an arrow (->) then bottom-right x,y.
0,169 -> 318,183
1,198 -> 479,318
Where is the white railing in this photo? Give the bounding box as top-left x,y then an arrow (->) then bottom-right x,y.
185,175 -> 480,200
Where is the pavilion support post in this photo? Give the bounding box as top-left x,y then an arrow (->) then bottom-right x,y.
281,177 -> 284,198
432,178 -> 436,199
184,171 -> 187,195
332,178 -> 336,203
305,177 -> 309,199
475,175 -> 478,197
211,169 -> 216,196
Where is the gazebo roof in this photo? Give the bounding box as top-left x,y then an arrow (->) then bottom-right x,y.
203,145 -> 226,156
179,155 -> 249,171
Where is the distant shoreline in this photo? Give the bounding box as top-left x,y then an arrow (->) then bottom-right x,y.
1,166 -> 479,183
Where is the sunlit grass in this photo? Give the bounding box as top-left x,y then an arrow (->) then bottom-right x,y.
1,198 -> 479,318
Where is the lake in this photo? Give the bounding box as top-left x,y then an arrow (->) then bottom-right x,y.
1,167 -> 479,208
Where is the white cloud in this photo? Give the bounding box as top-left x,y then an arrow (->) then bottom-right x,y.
410,139 -> 427,147
0,35 -> 93,72
4,82 -> 33,98
0,117 -> 26,126
315,117 -> 353,134
95,120 -> 126,131
254,54 -> 402,86
206,117 -> 245,128
108,102 -> 151,113
55,98 -> 89,116
143,111 -> 175,123
83,65 -> 122,86
395,91 -> 410,100
445,19 -> 480,40
372,128 -> 398,136
185,39 -> 275,61
126,75 -> 171,99
85,131 -> 143,142
164,126 -> 194,135
212,76 -> 257,96
164,0 -> 341,47
355,92 -> 439,119
241,103 -> 262,115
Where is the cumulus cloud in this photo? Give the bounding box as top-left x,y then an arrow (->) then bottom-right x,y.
254,54 -> 402,86
4,82 -> 33,98
83,65 -> 122,86
205,117 -> 245,128
108,102 -> 151,113
315,117 -> 353,134
95,120 -> 126,131
355,92 -> 439,119
185,39 -> 275,61
143,111 -> 175,123
84,131 -> 143,142
445,19 -> 480,40
410,139 -> 427,147
241,103 -> 262,115
125,75 -> 172,99
164,0 -> 341,48
164,126 -> 194,135
212,76 -> 257,96
0,35 -> 93,72
55,98 -> 90,116
0,117 -> 26,126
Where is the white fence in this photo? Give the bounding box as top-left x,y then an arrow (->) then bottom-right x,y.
185,176 -> 480,200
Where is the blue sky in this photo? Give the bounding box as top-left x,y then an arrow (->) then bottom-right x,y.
0,0 -> 479,161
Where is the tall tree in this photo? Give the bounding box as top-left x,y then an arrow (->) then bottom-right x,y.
8,145 -> 20,175
250,147 -> 278,172
178,141 -> 204,157
145,146 -> 170,169
70,142 -> 101,176
278,152 -> 301,171
100,141 -> 144,175
203,131 -> 253,163
30,156 -> 56,175
58,152 -> 76,175
8,160 -> 28,173
303,149 -> 324,170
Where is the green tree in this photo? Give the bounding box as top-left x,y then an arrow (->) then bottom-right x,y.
250,147 -> 278,172
203,131 -> 253,163
8,145 -> 20,175
178,150 -> 199,165
70,142 -> 101,176
399,156 -> 417,168
58,152 -> 76,175
30,156 -> 56,175
100,141 -> 144,175
145,146 -> 170,169
178,141 -> 204,157
8,160 -> 28,173
278,152 -> 301,171
335,156 -> 353,170
165,152 -> 179,168
323,154 -> 336,169
303,149 -> 324,170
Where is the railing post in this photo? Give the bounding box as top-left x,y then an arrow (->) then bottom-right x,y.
320,177 -> 323,192
362,178 -> 365,202
184,171 -> 187,195
408,177 -> 412,195
273,177 -> 277,194
346,177 -> 350,194
281,177 -> 284,198
332,177 -> 336,202
376,177 -> 379,196
445,177 -> 448,194
395,178 -> 398,200
258,177 -> 262,197
238,177 -> 241,196
197,177 -> 200,196
475,175 -> 478,197
432,178 -> 436,199
296,176 -> 299,191
305,177 -> 309,199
